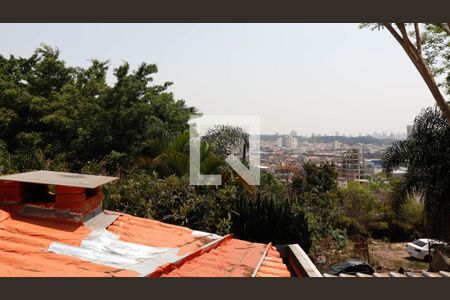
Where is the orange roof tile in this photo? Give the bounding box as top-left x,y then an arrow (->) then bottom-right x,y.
255,247 -> 292,277
161,238 -> 267,277
0,208 -> 292,277
0,209 -> 136,277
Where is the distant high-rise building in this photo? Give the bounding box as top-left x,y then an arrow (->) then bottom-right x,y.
276,136 -> 283,147
288,136 -> 298,148
333,140 -> 341,150
276,135 -> 298,149
338,148 -> 365,182
290,130 -> 298,137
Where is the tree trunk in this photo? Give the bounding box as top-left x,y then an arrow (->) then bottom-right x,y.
384,23 -> 450,124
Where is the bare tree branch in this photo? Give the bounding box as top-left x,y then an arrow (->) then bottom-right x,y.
395,23 -> 422,61
382,23 -> 450,123
414,23 -> 422,55
383,23 -> 403,44
437,23 -> 450,35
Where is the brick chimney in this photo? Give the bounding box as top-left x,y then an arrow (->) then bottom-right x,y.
0,171 -> 117,222
54,185 -> 103,217
0,180 -> 26,204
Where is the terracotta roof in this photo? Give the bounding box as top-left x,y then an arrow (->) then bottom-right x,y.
0,207 -> 292,277
256,247 -> 292,277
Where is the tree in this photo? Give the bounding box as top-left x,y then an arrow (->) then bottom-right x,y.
0,45 -> 198,172
363,23 -> 450,122
203,125 -> 250,163
104,171 -> 236,235
232,173 -> 312,251
383,106 -> 450,240
291,161 -> 338,195
136,132 -> 225,178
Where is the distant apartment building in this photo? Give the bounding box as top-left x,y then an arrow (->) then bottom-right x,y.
332,140 -> 341,150
338,148 -> 366,182
287,136 -> 298,148
276,136 -> 283,148
276,135 -> 298,149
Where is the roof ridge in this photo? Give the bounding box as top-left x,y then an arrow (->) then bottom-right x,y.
251,242 -> 271,277
147,234 -> 233,277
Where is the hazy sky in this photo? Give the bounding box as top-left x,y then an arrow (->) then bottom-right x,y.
0,23 -> 438,135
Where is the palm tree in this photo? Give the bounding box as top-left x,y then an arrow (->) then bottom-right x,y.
383,107 -> 450,240
135,130 -> 257,196
203,125 -> 250,164
135,132 -> 225,178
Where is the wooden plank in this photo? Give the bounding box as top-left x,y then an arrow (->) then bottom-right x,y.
0,171 -> 117,189
356,272 -> 372,277
322,273 -> 337,277
339,273 -> 355,277
287,244 -> 322,277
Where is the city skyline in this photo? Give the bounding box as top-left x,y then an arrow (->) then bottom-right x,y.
265,129 -> 407,138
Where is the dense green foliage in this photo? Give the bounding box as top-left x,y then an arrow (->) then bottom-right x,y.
204,125 -> 249,162
420,24 -> 450,95
0,46 -> 197,173
104,171 -> 236,235
292,161 -> 338,194
104,171 -> 313,251
383,107 -> 450,240
233,173 -> 311,251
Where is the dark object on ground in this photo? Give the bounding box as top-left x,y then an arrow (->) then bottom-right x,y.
326,260 -> 375,276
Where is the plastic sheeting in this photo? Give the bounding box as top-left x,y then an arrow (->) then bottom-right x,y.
48,229 -> 181,276
191,230 -> 222,240
106,213 -> 220,256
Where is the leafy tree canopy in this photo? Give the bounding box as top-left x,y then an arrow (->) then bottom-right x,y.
0,45 -> 198,173
383,106 -> 450,239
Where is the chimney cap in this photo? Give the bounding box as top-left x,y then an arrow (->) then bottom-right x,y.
0,170 -> 118,189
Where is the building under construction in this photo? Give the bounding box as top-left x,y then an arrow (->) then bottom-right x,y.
338,147 -> 365,182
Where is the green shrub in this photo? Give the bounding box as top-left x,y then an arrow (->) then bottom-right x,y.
104,171 -> 236,235
104,171 -> 313,250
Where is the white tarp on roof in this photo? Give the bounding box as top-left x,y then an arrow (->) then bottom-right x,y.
48,229 -> 180,276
